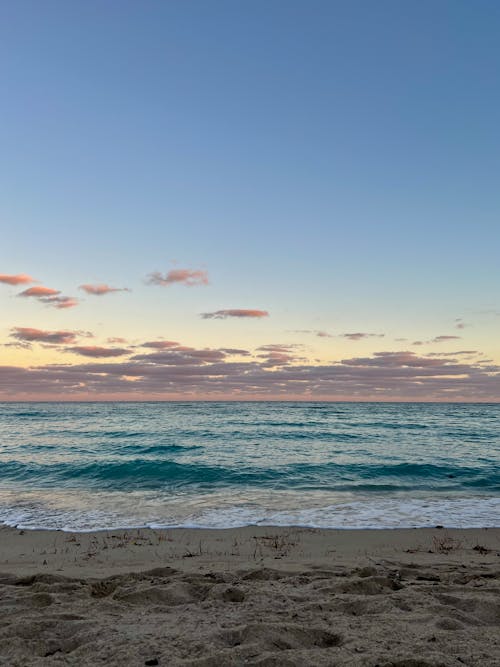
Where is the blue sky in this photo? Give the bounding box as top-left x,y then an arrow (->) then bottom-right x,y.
0,1 -> 499,399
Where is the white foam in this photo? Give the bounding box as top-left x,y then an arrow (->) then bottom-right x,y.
0,487 -> 499,531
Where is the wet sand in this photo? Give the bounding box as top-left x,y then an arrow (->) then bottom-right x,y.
0,525 -> 499,665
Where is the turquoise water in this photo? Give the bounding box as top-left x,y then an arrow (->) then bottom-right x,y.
0,402 -> 498,530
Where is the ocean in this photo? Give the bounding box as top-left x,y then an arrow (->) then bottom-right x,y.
0,401 -> 498,531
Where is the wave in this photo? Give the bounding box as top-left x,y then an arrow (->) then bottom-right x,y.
0,458 -> 498,492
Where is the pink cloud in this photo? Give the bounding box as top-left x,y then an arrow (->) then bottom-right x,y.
16,285 -> 78,308
79,284 -> 131,296
11,327 -> 80,345
201,309 -> 269,319
67,346 -> 131,358
0,273 -> 37,286
147,269 -> 209,287
142,341 -> 180,349
107,337 -> 128,344
18,286 -> 60,297
41,296 -> 79,309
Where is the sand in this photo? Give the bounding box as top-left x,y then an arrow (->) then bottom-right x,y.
0,525 -> 499,666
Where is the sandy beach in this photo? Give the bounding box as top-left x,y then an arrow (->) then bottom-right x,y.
0,525 -> 499,665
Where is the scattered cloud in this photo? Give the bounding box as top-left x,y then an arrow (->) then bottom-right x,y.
412,335 -> 462,346
10,327 -> 80,345
142,340 -> 180,350
257,343 -> 304,366
432,335 -> 461,343
107,337 -> 128,344
0,273 -> 36,286
79,284 -> 131,296
340,333 -> 385,341
67,346 -> 131,358
18,286 -> 60,298
147,269 -> 209,287
290,329 -> 333,338
220,348 -> 251,356
201,309 -> 269,319
16,286 -> 78,309
41,296 -> 79,309
454,318 -> 470,330
427,350 -> 479,357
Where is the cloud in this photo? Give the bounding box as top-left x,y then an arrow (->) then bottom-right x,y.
220,348 -> 251,356
201,309 -> 269,319
18,286 -> 60,297
454,318 -> 470,330
0,273 -> 36,286
132,346 -> 227,364
67,346 -> 131,358
147,269 -> 209,287
432,335 -> 461,343
16,286 -> 78,308
142,340 -> 180,350
11,327 -> 80,345
340,333 -> 385,341
0,345 -> 498,401
256,343 -> 303,366
412,335 -> 462,346
79,284 -> 131,296
107,337 -> 128,344
40,296 -> 79,309
427,350 -> 479,357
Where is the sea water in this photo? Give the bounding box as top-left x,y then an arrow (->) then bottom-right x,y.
0,402 -> 498,531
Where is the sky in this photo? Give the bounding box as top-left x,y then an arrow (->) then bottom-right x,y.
0,0 -> 499,401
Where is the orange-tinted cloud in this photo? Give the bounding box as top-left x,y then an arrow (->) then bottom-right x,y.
11,327 -> 80,345
67,346 -> 131,358
18,286 -> 60,297
147,269 -> 209,287
79,284 -> 131,296
0,273 -> 36,286
201,309 -> 269,319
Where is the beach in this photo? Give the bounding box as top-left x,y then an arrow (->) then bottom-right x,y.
1,525 -> 499,666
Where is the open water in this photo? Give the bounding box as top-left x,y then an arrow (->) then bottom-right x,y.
0,402 -> 498,530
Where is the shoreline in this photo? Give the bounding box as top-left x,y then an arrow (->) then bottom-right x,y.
1,524 -> 499,577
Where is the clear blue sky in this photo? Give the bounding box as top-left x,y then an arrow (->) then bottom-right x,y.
0,0 -> 499,399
